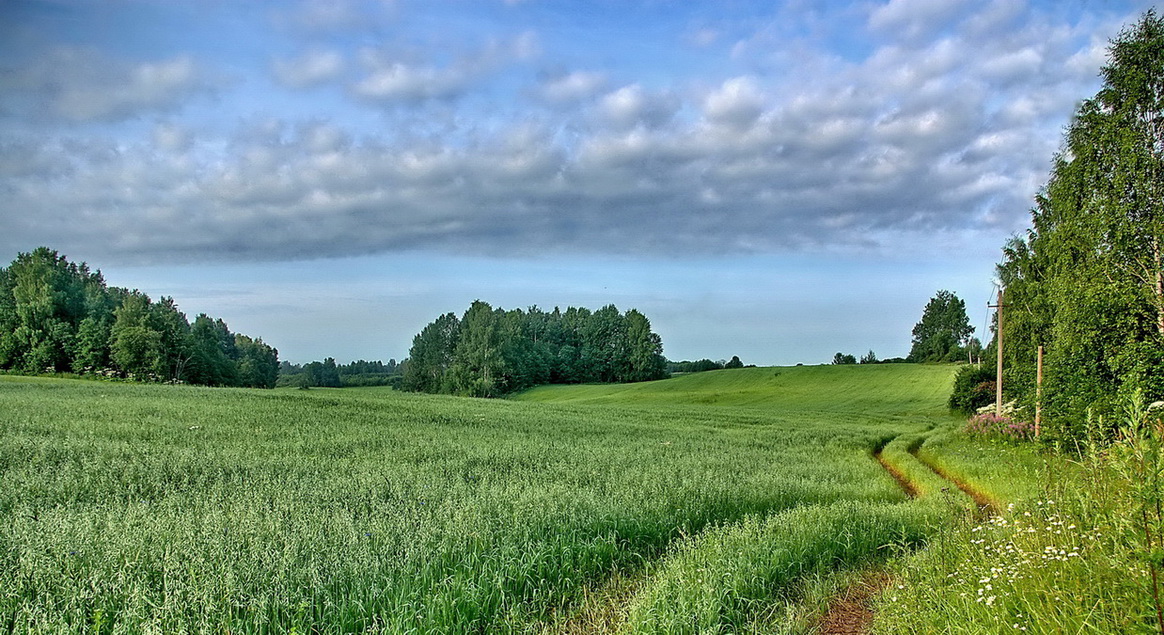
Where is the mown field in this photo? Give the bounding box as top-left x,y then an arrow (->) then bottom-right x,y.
2,365 -> 965,633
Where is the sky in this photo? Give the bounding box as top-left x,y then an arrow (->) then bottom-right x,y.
0,0 -> 1157,366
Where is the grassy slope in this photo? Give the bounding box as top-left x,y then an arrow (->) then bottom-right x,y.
516,364 -> 958,419
0,366 -> 954,634
518,365 -> 974,633
2,365 -> 977,634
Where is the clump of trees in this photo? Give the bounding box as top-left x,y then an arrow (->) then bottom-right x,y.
908,290 -> 976,363
667,355 -> 747,374
402,301 -> 668,397
832,350 -> 905,365
991,11 -> 1164,440
0,247 -> 278,387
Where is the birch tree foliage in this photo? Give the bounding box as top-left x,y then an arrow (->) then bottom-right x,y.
996,10 -> 1164,437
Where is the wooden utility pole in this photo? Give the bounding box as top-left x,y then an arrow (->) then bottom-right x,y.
989,288 -> 1005,416
1035,345 -> 1044,437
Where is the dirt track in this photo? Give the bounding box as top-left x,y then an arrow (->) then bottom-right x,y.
815,435 -> 997,635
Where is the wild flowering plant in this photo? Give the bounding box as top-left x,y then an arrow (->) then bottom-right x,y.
875,477 -> 1151,633
965,412 -> 1034,442
877,396 -> 1164,634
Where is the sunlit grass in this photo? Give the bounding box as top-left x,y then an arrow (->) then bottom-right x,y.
1,367 -> 959,633
873,427 -> 1159,634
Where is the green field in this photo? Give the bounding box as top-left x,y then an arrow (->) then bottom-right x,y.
3,365 -> 968,632
516,364 -> 955,414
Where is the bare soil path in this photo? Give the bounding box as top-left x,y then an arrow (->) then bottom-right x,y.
874,446 -> 917,499
815,570 -> 892,635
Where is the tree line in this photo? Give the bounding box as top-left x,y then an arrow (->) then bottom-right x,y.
985,11 -> 1164,440
0,247 -> 278,387
277,358 -> 402,388
667,356 -> 747,374
402,301 -> 668,397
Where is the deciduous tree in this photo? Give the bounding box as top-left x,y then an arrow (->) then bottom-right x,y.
995,10 -> 1164,436
908,290 -> 973,363
110,293 -> 164,379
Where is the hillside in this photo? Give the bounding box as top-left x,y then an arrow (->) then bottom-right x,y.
515,363 -> 959,418
7,364 -> 1143,633
1,365 -> 961,633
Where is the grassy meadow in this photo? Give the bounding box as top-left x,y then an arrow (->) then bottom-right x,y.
3,364 -> 987,633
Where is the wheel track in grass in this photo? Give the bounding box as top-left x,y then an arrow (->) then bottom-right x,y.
873,443 -> 917,500
816,433 -> 997,635
545,434 -> 997,635
543,442 -> 921,635
540,568 -> 643,634
813,442 -> 917,635
906,437 -> 998,514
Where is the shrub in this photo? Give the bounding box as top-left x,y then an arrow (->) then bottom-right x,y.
948,364 -> 996,413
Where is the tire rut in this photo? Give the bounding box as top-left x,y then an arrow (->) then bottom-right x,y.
873,445 -> 918,500
817,433 -> 997,635
906,440 -> 998,515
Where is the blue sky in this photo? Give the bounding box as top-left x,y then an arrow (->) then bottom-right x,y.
0,0 -> 1156,365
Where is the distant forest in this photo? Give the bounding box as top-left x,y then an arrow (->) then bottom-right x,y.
1,248 -> 749,394
668,356 -> 748,373
403,301 -> 669,397
0,247 -> 278,387
280,353 -> 752,392
277,358 -> 401,388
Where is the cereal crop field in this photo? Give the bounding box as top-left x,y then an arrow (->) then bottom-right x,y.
2,365 -> 963,633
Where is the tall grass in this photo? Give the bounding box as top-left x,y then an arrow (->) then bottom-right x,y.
522,364 -> 967,632
2,366 -> 958,633
617,429 -> 980,633
873,400 -> 1163,634
621,501 -> 939,634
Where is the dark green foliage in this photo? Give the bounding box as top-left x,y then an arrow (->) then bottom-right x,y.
109,293 -> 165,380
860,350 -> 879,364
908,290 -> 974,362
186,315 -> 239,387
724,355 -> 744,369
667,359 -> 724,374
337,359 -> 401,387
403,301 -> 668,396
0,247 -> 100,373
234,334 -> 279,389
278,359 -> 401,388
447,300 -> 511,397
993,11 -> 1164,440
625,309 -> 669,381
0,247 -> 277,387
947,364 -> 997,414
402,312 -> 460,392
72,314 -> 112,373
152,297 -> 192,380
303,358 -> 343,388
832,352 -> 857,365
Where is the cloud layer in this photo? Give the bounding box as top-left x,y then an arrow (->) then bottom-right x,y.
0,0 -> 1153,264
